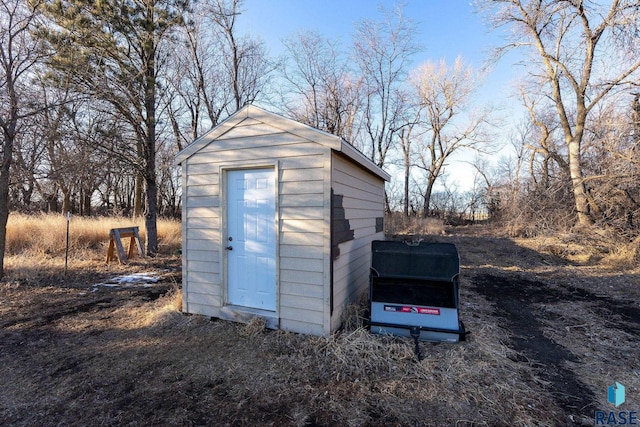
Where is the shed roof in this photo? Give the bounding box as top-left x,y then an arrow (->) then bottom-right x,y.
174,105 -> 390,182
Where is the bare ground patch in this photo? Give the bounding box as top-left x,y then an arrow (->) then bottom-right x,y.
1,228 -> 639,426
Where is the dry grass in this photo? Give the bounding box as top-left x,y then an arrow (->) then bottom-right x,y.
385,212 -> 446,237
509,226 -> 640,268
2,220 -> 639,425
3,213 -> 181,286
5,212 -> 181,257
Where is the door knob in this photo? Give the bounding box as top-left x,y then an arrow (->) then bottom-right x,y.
225,246 -> 233,251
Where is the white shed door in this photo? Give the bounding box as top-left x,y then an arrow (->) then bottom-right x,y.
226,168 -> 276,311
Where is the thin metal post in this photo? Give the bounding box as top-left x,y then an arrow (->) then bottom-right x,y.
65,212 -> 70,278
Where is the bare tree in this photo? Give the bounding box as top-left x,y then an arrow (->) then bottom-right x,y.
352,2 -> 420,168
396,97 -> 421,217
281,30 -> 362,142
580,96 -> 640,232
410,57 -> 488,217
520,91 -> 568,189
166,0 -> 274,147
39,0 -> 190,256
207,0 -> 274,112
0,0 -> 46,278
480,0 -> 640,227
167,5 -> 233,145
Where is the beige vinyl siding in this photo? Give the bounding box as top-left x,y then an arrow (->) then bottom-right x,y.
182,160 -> 219,316
330,153 -> 385,331
178,106 -> 389,336
182,117 -> 328,333
332,238 -> 371,308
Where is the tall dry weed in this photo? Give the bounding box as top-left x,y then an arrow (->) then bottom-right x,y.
6,213 -> 181,256
601,239 -> 640,268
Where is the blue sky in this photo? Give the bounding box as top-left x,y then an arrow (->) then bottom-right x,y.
236,1 -> 523,190
239,1 -> 491,62
237,0 -> 521,97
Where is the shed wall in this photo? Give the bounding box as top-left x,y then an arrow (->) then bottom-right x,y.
182,117 -> 329,335
330,153 -> 385,331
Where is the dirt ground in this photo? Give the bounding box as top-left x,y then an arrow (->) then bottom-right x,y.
1,227 -> 639,426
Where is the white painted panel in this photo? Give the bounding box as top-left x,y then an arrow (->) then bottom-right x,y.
216,123 -> 285,139
187,173 -> 218,186
280,269 -> 323,286
187,228 -> 218,240
188,260 -> 219,274
186,239 -> 218,251
281,232 -> 323,246
187,184 -> 219,197
187,292 -> 221,307
280,244 -> 324,260
280,219 -> 324,233
236,117 -> 263,126
279,318 -> 324,336
187,271 -> 219,284
280,168 -> 324,182
332,168 -> 384,197
280,281 -> 324,298
280,294 -> 323,312
280,180 -> 324,194
187,249 -> 216,262
280,306 -> 323,325
280,194 -> 324,208
186,162 -> 217,176
189,145 -> 325,165
280,256 -> 324,273
187,196 -> 220,208
187,217 -> 220,229
188,281 -> 221,295
281,206 -> 324,220
186,207 -> 218,218
203,132 -> 306,150
185,302 -> 221,318
279,157 -> 324,170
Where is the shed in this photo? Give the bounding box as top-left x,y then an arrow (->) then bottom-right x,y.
175,105 -> 390,335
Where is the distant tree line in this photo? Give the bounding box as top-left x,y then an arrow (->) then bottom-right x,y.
477,0 -> 640,238
1,0 -> 639,277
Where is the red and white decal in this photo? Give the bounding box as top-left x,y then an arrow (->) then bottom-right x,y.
417,307 -> 440,315
383,305 -> 440,315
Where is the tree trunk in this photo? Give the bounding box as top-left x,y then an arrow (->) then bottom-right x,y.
83,189 -> 92,216
144,21 -> 158,257
403,164 -> 410,217
567,137 -> 593,226
421,177 -> 436,218
403,139 -> 410,216
133,170 -> 144,218
145,175 -> 158,256
0,104 -> 15,279
61,188 -> 72,214
0,155 -> 10,279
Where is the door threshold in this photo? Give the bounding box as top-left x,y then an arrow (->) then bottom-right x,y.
219,305 -> 279,330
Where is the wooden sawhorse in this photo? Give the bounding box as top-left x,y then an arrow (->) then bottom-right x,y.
106,226 -> 145,264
